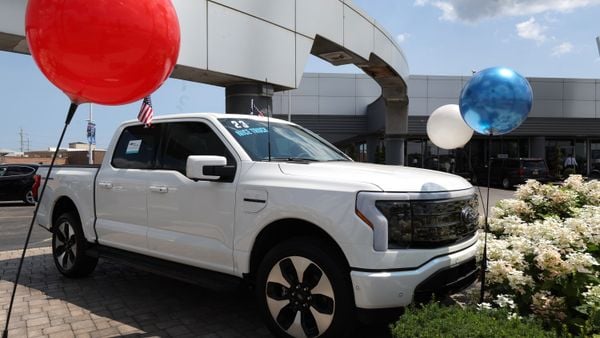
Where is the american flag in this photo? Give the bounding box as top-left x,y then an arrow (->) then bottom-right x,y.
250,99 -> 265,117
138,96 -> 154,126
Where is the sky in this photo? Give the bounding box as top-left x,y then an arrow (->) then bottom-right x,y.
1,0 -> 600,151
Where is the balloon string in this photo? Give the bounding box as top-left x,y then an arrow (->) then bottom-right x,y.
2,103 -> 79,338
479,135 -> 492,304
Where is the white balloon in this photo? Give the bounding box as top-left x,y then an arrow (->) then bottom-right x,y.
427,104 -> 474,150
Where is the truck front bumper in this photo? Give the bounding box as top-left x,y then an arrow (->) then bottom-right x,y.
350,241 -> 479,309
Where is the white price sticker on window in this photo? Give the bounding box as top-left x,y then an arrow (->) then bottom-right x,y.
126,140 -> 142,154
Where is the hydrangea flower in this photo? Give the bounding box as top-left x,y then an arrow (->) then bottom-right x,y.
482,176 -> 600,332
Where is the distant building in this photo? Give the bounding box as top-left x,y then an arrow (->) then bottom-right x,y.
69,142 -> 96,150
0,143 -> 105,165
273,73 -> 600,179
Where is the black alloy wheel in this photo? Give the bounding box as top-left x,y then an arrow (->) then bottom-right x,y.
256,238 -> 353,338
52,212 -> 98,277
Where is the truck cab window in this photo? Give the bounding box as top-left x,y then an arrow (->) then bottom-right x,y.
112,125 -> 162,169
159,122 -> 234,175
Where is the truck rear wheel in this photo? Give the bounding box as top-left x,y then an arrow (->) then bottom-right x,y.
52,212 -> 98,278
256,238 -> 354,338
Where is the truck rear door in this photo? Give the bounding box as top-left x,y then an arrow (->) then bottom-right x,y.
95,124 -> 162,253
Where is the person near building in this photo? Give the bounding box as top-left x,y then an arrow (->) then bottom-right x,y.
564,154 -> 578,170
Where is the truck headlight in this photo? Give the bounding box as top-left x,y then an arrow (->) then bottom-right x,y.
375,201 -> 411,248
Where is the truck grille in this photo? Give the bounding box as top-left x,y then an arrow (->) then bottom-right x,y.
387,195 -> 479,249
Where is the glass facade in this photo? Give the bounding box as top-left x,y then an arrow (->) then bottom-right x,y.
545,139 -> 589,177
400,137 -> 529,179
339,136 -> 597,180
406,139 -> 423,168
590,141 -> 600,179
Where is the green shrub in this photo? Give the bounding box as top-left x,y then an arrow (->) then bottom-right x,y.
390,302 -> 556,338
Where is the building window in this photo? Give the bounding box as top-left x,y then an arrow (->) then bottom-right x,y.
545,139 -> 587,178
358,142 -> 368,162
406,139 -> 423,168
424,141 -> 456,173
575,139 -> 587,176
590,141 -> 600,179
374,140 -> 385,164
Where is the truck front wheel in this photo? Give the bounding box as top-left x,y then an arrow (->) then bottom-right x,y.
256,238 -> 354,338
52,212 -> 98,278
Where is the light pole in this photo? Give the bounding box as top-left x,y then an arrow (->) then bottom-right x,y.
88,104 -> 94,165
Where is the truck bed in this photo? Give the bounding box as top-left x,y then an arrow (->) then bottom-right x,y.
36,165 -> 101,241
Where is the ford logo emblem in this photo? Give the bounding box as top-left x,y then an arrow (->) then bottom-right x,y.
461,206 -> 478,225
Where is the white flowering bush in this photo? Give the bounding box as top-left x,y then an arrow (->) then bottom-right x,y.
484,175 -> 600,334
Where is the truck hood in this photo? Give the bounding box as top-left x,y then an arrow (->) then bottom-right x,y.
279,161 -> 472,192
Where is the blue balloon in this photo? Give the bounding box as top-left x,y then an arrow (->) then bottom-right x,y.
459,67 -> 532,135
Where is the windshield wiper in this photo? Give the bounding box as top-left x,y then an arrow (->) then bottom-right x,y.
266,157 -> 320,163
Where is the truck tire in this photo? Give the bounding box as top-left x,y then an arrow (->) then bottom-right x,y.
256,238 -> 354,338
52,212 -> 98,278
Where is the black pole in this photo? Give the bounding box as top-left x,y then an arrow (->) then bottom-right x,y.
479,134 -> 492,304
2,103 -> 78,338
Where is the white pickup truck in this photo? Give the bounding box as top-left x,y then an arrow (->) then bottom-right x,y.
36,113 -> 479,338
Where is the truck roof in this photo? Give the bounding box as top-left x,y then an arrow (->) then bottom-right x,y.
122,113 -> 295,126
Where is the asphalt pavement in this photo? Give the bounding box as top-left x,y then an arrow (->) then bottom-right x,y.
0,202 -> 51,251
473,186 -> 515,217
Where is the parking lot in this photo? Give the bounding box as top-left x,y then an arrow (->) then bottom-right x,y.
0,202 -> 51,251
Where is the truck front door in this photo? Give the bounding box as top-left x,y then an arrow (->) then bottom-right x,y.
146,121 -> 238,274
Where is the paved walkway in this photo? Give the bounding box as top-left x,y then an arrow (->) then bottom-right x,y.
0,247 -> 391,338
0,247 -> 272,338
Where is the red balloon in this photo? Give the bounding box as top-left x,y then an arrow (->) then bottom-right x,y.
25,0 -> 180,105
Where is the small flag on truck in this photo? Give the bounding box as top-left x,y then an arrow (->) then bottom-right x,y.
250,99 -> 265,117
138,96 -> 154,126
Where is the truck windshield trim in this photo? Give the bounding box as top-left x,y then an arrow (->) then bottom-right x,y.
218,118 -> 350,162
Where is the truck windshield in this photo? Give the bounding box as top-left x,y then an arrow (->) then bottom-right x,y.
219,118 -> 350,162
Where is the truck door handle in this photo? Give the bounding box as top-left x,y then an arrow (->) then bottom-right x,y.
149,186 -> 169,193
98,182 -> 113,189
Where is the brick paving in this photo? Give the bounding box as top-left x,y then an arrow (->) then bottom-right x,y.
0,247 -> 273,338
0,247 -> 392,338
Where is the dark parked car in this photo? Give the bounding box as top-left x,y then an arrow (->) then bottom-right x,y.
473,158 -> 551,189
0,164 -> 39,205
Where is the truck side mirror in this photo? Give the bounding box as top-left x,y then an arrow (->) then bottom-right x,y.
186,155 -> 228,181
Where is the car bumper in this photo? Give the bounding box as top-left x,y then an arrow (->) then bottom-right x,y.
350,240 -> 479,309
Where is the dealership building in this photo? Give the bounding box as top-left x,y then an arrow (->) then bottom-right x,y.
2,1 -> 599,178
271,73 -> 600,178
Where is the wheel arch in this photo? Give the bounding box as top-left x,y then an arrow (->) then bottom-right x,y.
52,196 -> 81,229
248,218 -> 350,279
